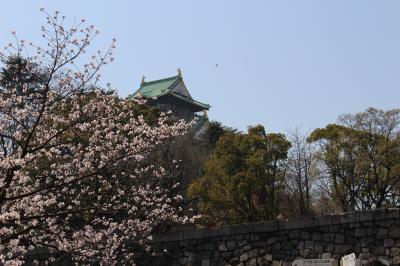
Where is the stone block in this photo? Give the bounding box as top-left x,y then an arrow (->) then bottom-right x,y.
221,251 -> 233,258
229,258 -> 240,265
277,234 -> 289,242
322,233 -> 334,242
219,242 -> 228,252
297,241 -> 304,249
391,247 -> 400,256
281,241 -> 293,250
301,232 -> 310,240
385,248 -> 390,256
284,219 -> 306,230
188,239 -> 197,246
300,248 -> 310,258
238,240 -> 248,247
198,250 -> 212,259
349,222 -> 361,228
299,216 -> 316,228
188,252 -> 195,262
273,242 -> 281,251
253,241 -> 264,248
253,220 -> 278,233
235,235 -> 245,241
219,225 -> 232,236
321,252 -> 331,259
243,244 -> 252,252
311,232 -> 322,241
263,254 -> 273,261
277,260 -> 288,266
161,231 -> 184,242
250,234 -> 259,241
213,250 -> 220,258
197,242 -> 210,251
372,208 -> 388,221
373,246 -> 385,256
259,248 -> 266,256
314,243 -> 324,253
355,228 -> 366,237
277,220 -> 286,230
377,220 -> 393,228
234,249 -> 242,257
339,211 -> 359,224
359,210 -> 374,222
314,215 -> 333,226
248,249 -> 258,259
223,235 -> 234,241
366,227 -> 376,236
360,238 -> 372,248
230,224 -> 249,235
386,209 -> 400,220
383,238 -> 395,248
319,226 -> 331,233
290,249 -> 300,257
289,230 -> 300,239
326,243 -> 335,253
247,258 -> 257,266
227,241 -> 236,251
335,244 -> 351,254
334,234 -> 345,243
304,240 -> 314,249
266,237 -> 276,245
389,226 -> 400,238
329,225 -> 341,233
351,237 -> 360,246
377,228 -> 389,237
394,255 -> 400,265
201,259 -> 211,266
358,252 -> 370,260
192,229 -> 205,239
240,252 -> 248,262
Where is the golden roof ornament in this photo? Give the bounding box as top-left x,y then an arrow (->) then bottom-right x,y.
141,75 -> 146,85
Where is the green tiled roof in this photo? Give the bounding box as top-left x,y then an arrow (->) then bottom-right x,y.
129,75 -> 210,110
131,76 -> 180,98
171,92 -> 210,110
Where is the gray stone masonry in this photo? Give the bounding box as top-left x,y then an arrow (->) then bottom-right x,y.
141,209 -> 400,266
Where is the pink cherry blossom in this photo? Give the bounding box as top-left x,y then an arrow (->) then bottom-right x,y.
0,10 -> 195,265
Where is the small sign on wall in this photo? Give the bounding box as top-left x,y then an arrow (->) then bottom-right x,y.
292,259 -> 337,266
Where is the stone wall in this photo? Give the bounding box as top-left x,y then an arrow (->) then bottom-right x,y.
143,209 -> 400,266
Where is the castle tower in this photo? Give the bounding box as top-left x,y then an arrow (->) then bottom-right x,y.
130,70 -> 210,121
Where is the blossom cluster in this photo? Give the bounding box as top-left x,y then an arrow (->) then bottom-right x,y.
0,10 -> 195,265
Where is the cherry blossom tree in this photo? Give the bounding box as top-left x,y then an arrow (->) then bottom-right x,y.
0,9 -> 194,265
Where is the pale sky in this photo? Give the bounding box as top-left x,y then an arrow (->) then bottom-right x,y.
1,1 -> 400,133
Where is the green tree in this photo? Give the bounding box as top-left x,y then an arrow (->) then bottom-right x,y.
201,121 -> 236,151
308,124 -> 361,212
308,108 -> 400,211
0,56 -> 46,95
188,125 -> 291,224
